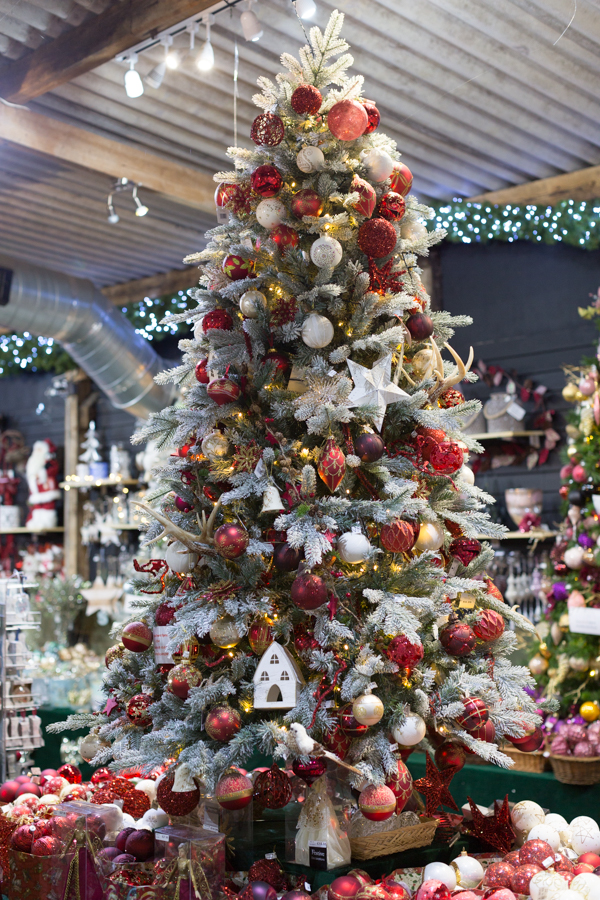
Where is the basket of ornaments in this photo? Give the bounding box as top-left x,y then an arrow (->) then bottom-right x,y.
549,718 -> 600,784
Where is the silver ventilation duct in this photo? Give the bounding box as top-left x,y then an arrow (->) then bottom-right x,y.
0,258 -> 174,419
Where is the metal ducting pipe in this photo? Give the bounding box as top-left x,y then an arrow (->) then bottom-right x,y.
0,258 -> 174,419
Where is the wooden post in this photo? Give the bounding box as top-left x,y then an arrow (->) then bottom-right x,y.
63,370 -> 92,579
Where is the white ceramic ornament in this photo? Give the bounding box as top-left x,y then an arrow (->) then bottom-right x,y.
39,794 -> 59,806
571,816 -> 600,831
458,465 -> 475,485
337,531 -> 371,564
240,290 -> 266,319
352,691 -> 384,726
451,854 -> 484,889
423,863 -> 457,891
141,808 -> 169,829
261,483 -> 284,514
544,812 -> 569,833
391,711 -> 426,746
297,145 -> 325,173
360,148 -> 395,182
301,313 -> 335,348
310,235 -> 343,268
528,823 -> 560,851
193,318 -> 205,341
201,431 -> 229,460
571,875 -> 600,900
511,800 -> 545,834
565,546 -> 585,569
256,198 -> 286,230
415,522 -> 444,551
401,220 -> 428,241
122,813 -> 137,828
552,892 -> 581,900
165,541 -> 199,575
134,780 -> 158,803
529,873 -> 569,900
570,823 -> 600,856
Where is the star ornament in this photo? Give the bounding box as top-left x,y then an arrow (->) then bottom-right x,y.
414,752 -> 459,817
346,353 -> 408,431
467,794 -> 515,854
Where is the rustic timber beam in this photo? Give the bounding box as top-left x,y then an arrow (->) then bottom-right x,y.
469,165 -> 600,206
102,266 -> 199,306
0,105 -> 215,212
0,0 -> 218,104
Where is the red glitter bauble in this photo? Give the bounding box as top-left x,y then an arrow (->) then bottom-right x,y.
354,432 -> 385,462
11,824 -> 34,853
157,774 -> 200,816
440,621 -> 476,657
439,388 -> 464,408
123,790 -> 151,819
339,703 -> 369,737
215,771 -> 253,810
406,312 -> 434,341
291,84 -> 322,115
222,256 -> 254,281
429,441 -> 464,474
251,165 -> 283,198
359,783 -> 396,821
323,726 -> 351,759
205,706 -> 242,742
291,188 -> 323,219
155,603 -> 180,626
57,763 -> 82,785
122,621 -> 153,653
385,758 -> 413,812
293,623 -> 318,653
291,757 -> 327,786
484,863 -> 516,890
273,542 -> 303,572
250,859 -> 289,892
253,764 -> 292,809
195,359 -> 210,384
434,740 -> 466,772
510,865 -> 542,895
104,644 -> 125,668
457,697 -> 488,730
328,100 -> 368,141
385,634 -> 423,669
251,112 -> 285,146
377,192 -> 405,221
358,218 -> 397,259
207,377 -> 242,406
319,436 -> 346,491
380,520 -> 419,554
470,720 -> 496,743
390,162 -> 414,197
520,839 -> 554,867
203,309 -> 233,331
230,182 -> 253,217
167,663 -> 202,700
414,881 -> 452,900
214,522 -> 249,559
474,609 -> 505,641
329,875 -> 363,900
262,348 -> 291,374
508,726 -> 544,752
291,571 -> 328,610
91,767 -> 114,785
449,538 -> 482,566
271,224 -> 299,253
126,694 -> 153,727
362,102 -> 381,134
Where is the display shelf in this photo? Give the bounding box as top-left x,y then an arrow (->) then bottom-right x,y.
466,430 -> 545,440
60,477 -> 138,489
112,523 -> 142,530
475,530 -> 558,541
0,526 -> 64,534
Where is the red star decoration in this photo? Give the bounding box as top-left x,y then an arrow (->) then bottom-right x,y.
414,752 -> 459,816
104,697 -> 119,716
467,794 -> 515,854
368,258 -> 406,295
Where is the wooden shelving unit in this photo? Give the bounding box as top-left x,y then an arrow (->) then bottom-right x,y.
467,430 -> 545,441
0,527 -> 64,535
60,477 -> 138,490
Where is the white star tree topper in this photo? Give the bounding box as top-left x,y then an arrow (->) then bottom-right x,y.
346,353 -> 409,431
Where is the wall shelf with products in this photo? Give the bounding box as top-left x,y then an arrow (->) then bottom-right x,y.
476,530 -> 558,541
0,527 -> 65,535
467,430 -> 545,441
60,477 -> 139,490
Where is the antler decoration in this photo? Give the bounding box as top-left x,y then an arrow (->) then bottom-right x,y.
130,499 -> 222,552
427,338 -> 474,400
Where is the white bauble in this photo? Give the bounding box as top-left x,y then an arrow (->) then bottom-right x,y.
423,863 -> 457,891
544,812 -> 569,833
352,691 -> 384,726
165,541 -> 199,574
571,875 -> 600,900
412,347 -> 435,378
570,824 -> 600,856
565,546 -> 585,569
337,532 -> 371,564
391,712 -> 426,746
297,145 -> 325,173
570,656 -> 590,672
38,794 -> 60,806
415,522 -> 444,551
301,313 -> 335,348
528,823 -> 561,851
239,290 -> 266,319
401,220 -> 428,242
360,148 -> 395,182
457,465 -> 475,485
571,816 -> 600,831
530,873 -> 569,900
529,655 -> 549,676
134,780 -> 157,803
310,235 -> 343,268
201,430 -> 229,460
256,198 -> 286,230
121,813 -> 137,828
511,800 -> 545,834
451,854 -> 484,889
552,892 -> 581,900
141,808 -> 169,830
78,732 -> 109,762
193,318 -> 205,341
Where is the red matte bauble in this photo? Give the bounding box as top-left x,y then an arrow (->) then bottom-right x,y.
457,697 -> 489,730
377,192 -> 405,221
273,542 -> 303,572
222,256 -> 254,281
434,740 -> 466,772
195,359 -> 210,384
520,840 -> 554,867
215,771 -> 253,810
262,348 -> 291,374
157,774 -> 200,816
380,520 -> 419,553
329,875 -> 363,900
405,312 -> 434,341
473,609 -> 505,641
291,189 -> 323,219
385,634 -> 423,669
91,767 -> 113,785
291,572 -> 328,610
362,102 -> 381,134
354,432 -> 385,462
291,84 -> 322,115
214,522 -> 249,559
323,726 -> 351,759
207,377 -> 242,406
124,828 -> 156,862
155,602 -> 179,626
358,218 -> 397,258
251,165 -> 282,197
319,436 -> 346,491
470,720 -> 496,743
115,827 -> 136,852
248,618 -> 274,655
0,780 -> 19,802
579,854 -> 600,868
205,706 -> 242,742
126,693 -> 153,727
385,758 -> 413,812
11,824 -> 34,852
253,765 -> 293,809
449,537 -> 482,566
175,495 -> 193,513
439,388 -> 464,408
57,763 -> 82,785
339,703 -> 369,737
251,112 -> 285,146
271,224 -> 299,252
390,162 -> 414,196
429,441 -> 464,475
122,621 -> 153,653
414,881 -> 452,900
484,862 -> 516,889
328,100 -> 369,141
508,726 -> 544,752
440,622 -> 476,657
292,757 -> 327,785
167,663 -> 202,700
359,783 -> 396,821
203,309 -> 233,332
510,865 -> 542,895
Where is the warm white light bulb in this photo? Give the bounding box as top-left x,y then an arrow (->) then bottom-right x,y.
295,0 -> 317,18
165,50 -> 180,70
196,39 -> 214,71
124,65 -> 144,99
135,204 -> 149,217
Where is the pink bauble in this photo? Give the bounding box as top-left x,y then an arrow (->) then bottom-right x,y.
329,876 -> 363,900
485,892 -> 517,900
568,590 -> 586,608
453,894 -> 480,900
328,100 -> 369,141
572,465 -> 587,482
560,464 -> 574,480
573,740 -> 596,757
414,881 -> 451,900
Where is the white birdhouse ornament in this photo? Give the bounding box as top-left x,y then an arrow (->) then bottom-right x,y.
253,641 -> 305,710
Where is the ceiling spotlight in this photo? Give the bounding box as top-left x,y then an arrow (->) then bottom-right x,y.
124,55 -> 144,98
107,194 -> 119,224
196,16 -> 214,71
165,49 -> 181,70
133,185 -> 149,217
145,35 -> 172,89
241,1 -> 263,41
294,0 -> 317,17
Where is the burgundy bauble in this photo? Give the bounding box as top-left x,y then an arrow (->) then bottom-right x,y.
214,522 -> 249,559
377,192 -> 405,221
520,839 -> 554,867
126,693 -> 153,727
473,609 -> 505,641
262,347 -> 291,374
215,771 -> 253,810
291,757 -> 327,786
405,312 -> 434,341
385,635 -> 423,669
329,875 -> 363,900
195,358 -> 210,384
205,705 -> 242,742
253,765 -> 293,809
203,309 -> 233,332
167,663 -> 202,700
484,863 -> 516,890
273,542 -> 303,572
339,703 -> 369,737
510,865 -> 542,895
251,165 -> 283,198
116,827 -> 136,852
440,621 -> 476,657
291,571 -> 328,609
11,824 -> 34,853
271,224 -> 299,252
155,602 -> 179,626
175,495 -> 193,513
508,726 -> 544,753
380,520 -> 419,553
328,100 -> 368,141
207,377 -> 242,406
457,697 -> 488,730
470,719 -> 496,743
323,726 -> 351,759
354,432 -> 385,462
429,441 -> 464,474
358,218 -> 397,258
414,881 -> 451,900
384,757 -> 413,812
251,112 -> 285,146
434,739 -> 466,772
291,188 -> 323,219
248,618 -> 274,655
449,537 -> 482,566
390,162 -> 414,196
249,859 -> 288,893
122,621 -> 153,653
97,846 -> 121,863
113,853 -> 136,864
293,623 -> 318,653
125,828 -> 155,862
362,102 -> 381,134
291,84 -> 322,115
222,255 -> 254,281
157,774 -> 200,815
57,763 -> 82,785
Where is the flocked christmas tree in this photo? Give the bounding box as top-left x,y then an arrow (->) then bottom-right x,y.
57,11 -> 546,822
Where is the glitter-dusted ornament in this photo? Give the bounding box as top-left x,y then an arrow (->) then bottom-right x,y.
385,634 -> 423,670
362,101 -> 380,134
209,614 -> 242,648
251,165 -> 283,197
256,198 -> 286,230
340,703 -> 370,737
296,145 -> 325,173
165,541 -> 199,574
381,519 -> 419,553
351,175 -> 377,217
157,774 -> 200,816
391,711 -> 426,745
435,740 -> 466,772
195,358 -> 210,383
354,432 -> 385,462
250,858 -> 289,893
473,609 -> 505,641
291,188 -> 323,219
310,235 -> 343,268
291,83 -> 322,115
414,752 -> 459,816
11,824 -> 34,852
358,218 -> 397,258
222,255 -> 254,281
520,840 -> 555,868
292,757 -> 327,785
414,881 -> 451,900
510,865 -> 543,895
105,643 -> 125,667
441,621 -> 476,656
216,770 -> 253,809
205,705 -> 242,741
439,388 -> 464,408
359,783 -> 396,821
484,863 -> 516,890
352,691 -> 384,725
457,697 -> 488,730
214,523 -> 249,559
390,162 -> 413,196
248,617 -> 274,654
302,312 -> 334,348
319,436 -> 345,491
403,219 -> 430,240
203,308 -> 233,331
57,763 -> 82,785
122,621 -> 153,653
377,192 -> 405,221
273,542 -> 303,572
415,522 -> 444,551
338,531 -> 371,564
449,538 -> 482,567
271,224 -> 299,253
207,377 -> 242,406
167,663 -> 202,700
385,757 -> 413,812
251,112 -> 285,146
126,693 -> 153,727
429,441 -> 464,474
406,312 -> 434,341
253,764 -> 292,809
328,99 -> 368,140
291,571 -> 328,610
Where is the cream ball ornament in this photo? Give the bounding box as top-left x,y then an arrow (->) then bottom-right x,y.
544,812 -> 569,834
565,546 -> 585,569
412,347 -> 435,378
570,824 -> 600,856
529,873 -> 569,900
352,691 -> 384,726
201,431 -> 229,460
528,823 -> 560,852
570,875 -> 600,900
401,220 -> 428,242
529,655 -> 549,675
458,465 -> 475,485
256,198 -> 286,230
511,800 -> 545,834
451,854 -> 484,890
239,290 -> 266,319
337,531 -> 371,564
423,863 -> 457,891
310,235 -> 343,268
391,711 -> 426,746
571,817 -> 600,832
209,614 -> 242,649
360,148 -> 395,182
165,541 -> 199,575
135,780 -> 158,803
415,522 -> 445,551
301,313 -> 335,348
297,145 -> 325,173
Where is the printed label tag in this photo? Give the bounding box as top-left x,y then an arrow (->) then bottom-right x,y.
153,627 -> 174,664
569,607 -> 600,635
506,401 -> 526,421
155,833 -> 169,842
458,594 -> 476,609
309,841 -> 327,870
265,853 -> 277,860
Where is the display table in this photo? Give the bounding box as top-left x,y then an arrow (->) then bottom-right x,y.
33,707 -> 93,780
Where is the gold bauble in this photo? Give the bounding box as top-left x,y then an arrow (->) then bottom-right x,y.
566,424 -> 581,439
580,701 -> 600,722
528,655 -> 549,675
562,383 -> 579,402
575,390 -> 586,402
105,643 -> 125,667
538,642 -> 552,660
352,691 -> 384,725
411,348 -> 435,378
172,636 -> 201,664
558,613 -> 570,628
581,408 -> 594,436
209,615 -> 242,649
569,655 -> 589,672
567,444 -> 579,457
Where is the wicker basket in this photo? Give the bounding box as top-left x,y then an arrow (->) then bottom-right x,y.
549,753 -> 600,785
349,817 -> 438,861
502,745 -> 547,773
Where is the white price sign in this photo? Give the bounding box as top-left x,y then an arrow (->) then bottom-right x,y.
569,607 -> 600,635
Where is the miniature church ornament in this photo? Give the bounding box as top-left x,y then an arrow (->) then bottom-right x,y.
253,641 -> 305,710
346,353 -> 409,431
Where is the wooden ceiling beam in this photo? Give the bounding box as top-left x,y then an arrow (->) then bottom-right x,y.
0,105 -> 216,212
102,266 -> 199,306
469,165 -> 600,206
0,0 -> 219,104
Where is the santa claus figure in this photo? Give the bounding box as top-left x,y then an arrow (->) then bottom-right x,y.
26,440 -> 60,531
